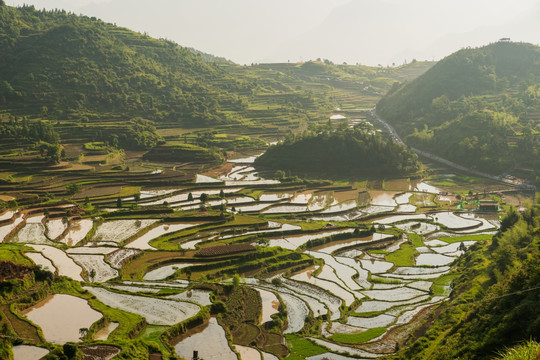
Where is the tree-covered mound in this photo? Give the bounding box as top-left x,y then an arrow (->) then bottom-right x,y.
394,203 -> 540,360
0,5 -> 247,126
376,42 -> 540,183
254,128 -> 420,178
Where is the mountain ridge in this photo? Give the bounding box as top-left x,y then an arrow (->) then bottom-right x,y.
376,41 -> 540,184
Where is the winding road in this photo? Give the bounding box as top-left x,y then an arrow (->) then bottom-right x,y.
369,108 -> 535,190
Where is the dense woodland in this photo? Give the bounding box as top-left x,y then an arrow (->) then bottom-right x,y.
0,5 -> 251,126
254,127 -> 421,178
377,42 -> 540,183
395,202 -> 540,359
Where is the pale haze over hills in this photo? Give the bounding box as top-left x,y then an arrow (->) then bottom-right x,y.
6,0 -> 540,66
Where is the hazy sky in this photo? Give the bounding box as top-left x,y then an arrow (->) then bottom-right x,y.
6,0 -> 540,66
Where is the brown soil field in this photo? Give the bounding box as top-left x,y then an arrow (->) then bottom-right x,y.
384,178 -> 411,191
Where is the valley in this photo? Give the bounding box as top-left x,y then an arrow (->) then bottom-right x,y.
0,4 -> 539,360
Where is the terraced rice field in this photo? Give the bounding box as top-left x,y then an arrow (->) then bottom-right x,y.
91,219 -> 159,243
127,223 -> 201,249
0,157 -> 507,359
173,318 -> 237,360
84,287 -> 200,325
27,244 -> 84,281
23,294 -> 102,344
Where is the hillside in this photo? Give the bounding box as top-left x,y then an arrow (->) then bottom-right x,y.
393,203 -> 540,360
0,5 -> 246,126
254,127 -> 421,179
376,42 -> 540,184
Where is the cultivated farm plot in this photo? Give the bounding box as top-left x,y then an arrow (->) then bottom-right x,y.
322,322 -> 366,336
374,214 -> 427,225
359,259 -> 394,274
93,322 -> 119,341
278,292 -> 309,334
46,219 -> 68,240
291,268 -> 356,306
235,345 -> 261,360
307,251 -> 364,294
307,337 -> 382,358
430,211 -> 480,230
281,277 -> 341,320
60,219 -> 93,246
167,289 -> 212,306
67,247 -> 119,255
28,244 -> 84,281
107,284 -> 161,294
262,204 -> 309,214
173,317 -> 237,360
321,200 -> 358,214
392,266 -> 450,275
25,252 -> 56,273
12,345 -> 49,360
347,314 -> 395,328
69,254 -> 118,282
268,229 -> 354,250
250,282 -> 313,333
143,263 -> 201,281
431,241 -> 476,254
259,193 -> 294,201
0,210 -> 15,221
91,219 -> 159,244
256,288 -> 280,324
126,223 -> 200,250
107,248 -> 141,269
369,191 -> 398,207
395,222 -> 439,235
0,216 -> 24,242
23,294 -> 102,344
334,256 -> 371,288
84,286 -> 200,325
416,253 -> 455,266
361,287 -> 427,302
355,295 -> 431,313
10,223 -> 52,245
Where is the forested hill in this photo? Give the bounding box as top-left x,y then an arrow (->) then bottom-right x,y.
376,42 -> 540,185
254,128 -> 421,178
394,203 -> 540,360
0,5 -> 247,126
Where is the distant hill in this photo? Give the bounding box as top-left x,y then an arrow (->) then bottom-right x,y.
254,128 -> 420,179
0,4 -> 434,162
376,42 -> 540,184
0,5 -> 246,126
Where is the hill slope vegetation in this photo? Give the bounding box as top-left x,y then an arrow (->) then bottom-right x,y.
377,42 -> 540,183
394,203 -> 540,360
254,127 -> 420,178
0,5 -> 245,126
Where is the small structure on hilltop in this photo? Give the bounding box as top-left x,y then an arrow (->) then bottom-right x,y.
499,37 -> 511,42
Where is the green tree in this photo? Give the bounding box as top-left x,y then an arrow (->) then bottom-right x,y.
500,207 -> 520,232
79,327 -> 88,341
62,343 -> 78,359
188,192 -> 194,202
116,197 -> 122,208
7,200 -> 17,209
89,269 -> 96,282
232,273 -> 241,288
66,183 -> 81,195
200,193 -> 209,203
